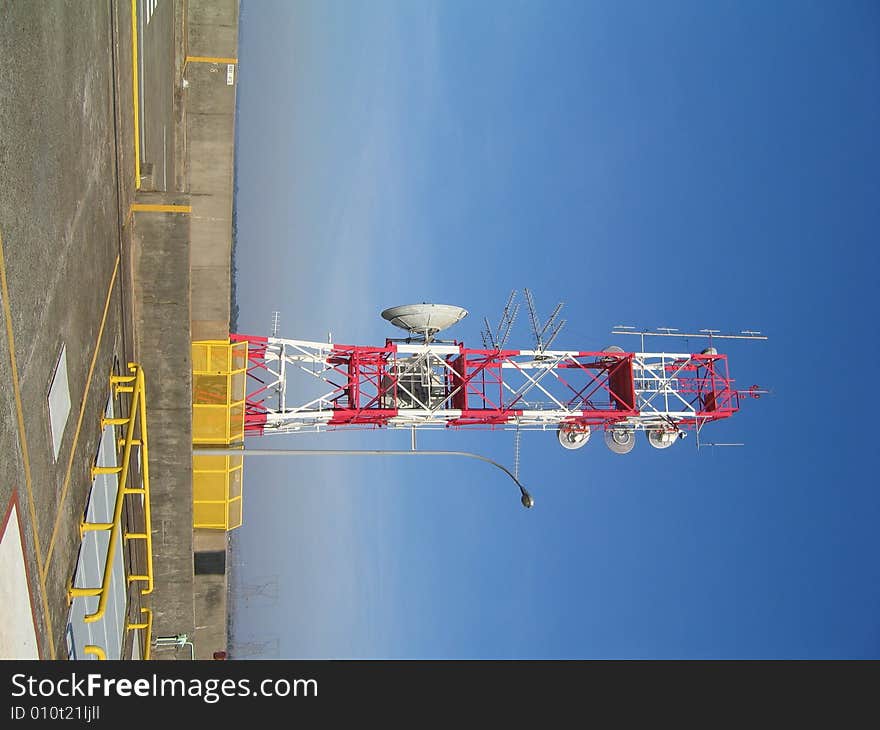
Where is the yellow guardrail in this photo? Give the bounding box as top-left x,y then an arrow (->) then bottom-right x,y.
84,645 -> 106,660
192,340 -> 247,530
127,606 -> 153,660
68,363 -> 154,622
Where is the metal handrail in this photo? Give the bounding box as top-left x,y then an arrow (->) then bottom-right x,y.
126,606 -> 153,660
68,364 -> 154,622
83,645 -> 106,660
124,367 -> 154,595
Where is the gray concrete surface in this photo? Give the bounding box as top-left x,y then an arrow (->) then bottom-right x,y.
1,0 -> 239,660
138,0 -> 176,192
183,0 -> 240,659
187,0 -> 240,60
129,191 -> 194,647
185,34 -> 238,341
192,529 -> 230,659
0,0 -> 134,659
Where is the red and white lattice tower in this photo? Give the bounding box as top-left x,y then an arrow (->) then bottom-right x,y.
230,301 -> 763,454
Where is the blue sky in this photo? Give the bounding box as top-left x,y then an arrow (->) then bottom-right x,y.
230,0 -> 880,658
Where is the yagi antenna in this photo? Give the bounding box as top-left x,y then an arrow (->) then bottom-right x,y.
524,288 -> 565,353
543,315 -> 566,350
482,290 -> 520,350
611,326 -> 768,341
481,317 -> 493,349
497,291 -> 520,349
539,302 -> 564,342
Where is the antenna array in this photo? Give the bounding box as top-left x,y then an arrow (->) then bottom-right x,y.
524,288 -> 565,353
482,289 -> 565,352
481,290 -> 520,350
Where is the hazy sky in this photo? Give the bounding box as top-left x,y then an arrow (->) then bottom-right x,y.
231,0 -> 880,658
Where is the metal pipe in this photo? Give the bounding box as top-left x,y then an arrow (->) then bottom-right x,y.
192,448 -> 535,508
127,607 -> 153,660
153,633 -> 195,659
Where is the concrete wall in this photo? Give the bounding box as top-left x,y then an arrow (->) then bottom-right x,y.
192,530 -> 229,659
187,0 -> 240,59
130,192 -> 194,647
183,0 -> 240,658
185,0 -> 239,342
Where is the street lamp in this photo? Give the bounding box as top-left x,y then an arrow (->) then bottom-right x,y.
192,447 -> 535,509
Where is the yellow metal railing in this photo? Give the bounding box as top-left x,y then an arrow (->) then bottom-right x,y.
193,451 -> 243,529
127,606 -> 153,660
192,339 -> 247,444
68,363 -> 154,622
192,339 -> 247,529
84,645 -> 106,660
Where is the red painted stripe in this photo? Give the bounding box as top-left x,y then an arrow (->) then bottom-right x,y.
230,332 -> 268,343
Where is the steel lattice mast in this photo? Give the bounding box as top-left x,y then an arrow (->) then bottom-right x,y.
229,328 -> 760,452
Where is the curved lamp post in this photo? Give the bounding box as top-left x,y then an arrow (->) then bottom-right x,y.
192,448 -> 534,509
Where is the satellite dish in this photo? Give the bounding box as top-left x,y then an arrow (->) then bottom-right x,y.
381,303 -> 468,338
557,424 -> 590,450
604,427 -> 635,454
646,429 -> 677,449
601,344 -> 625,364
